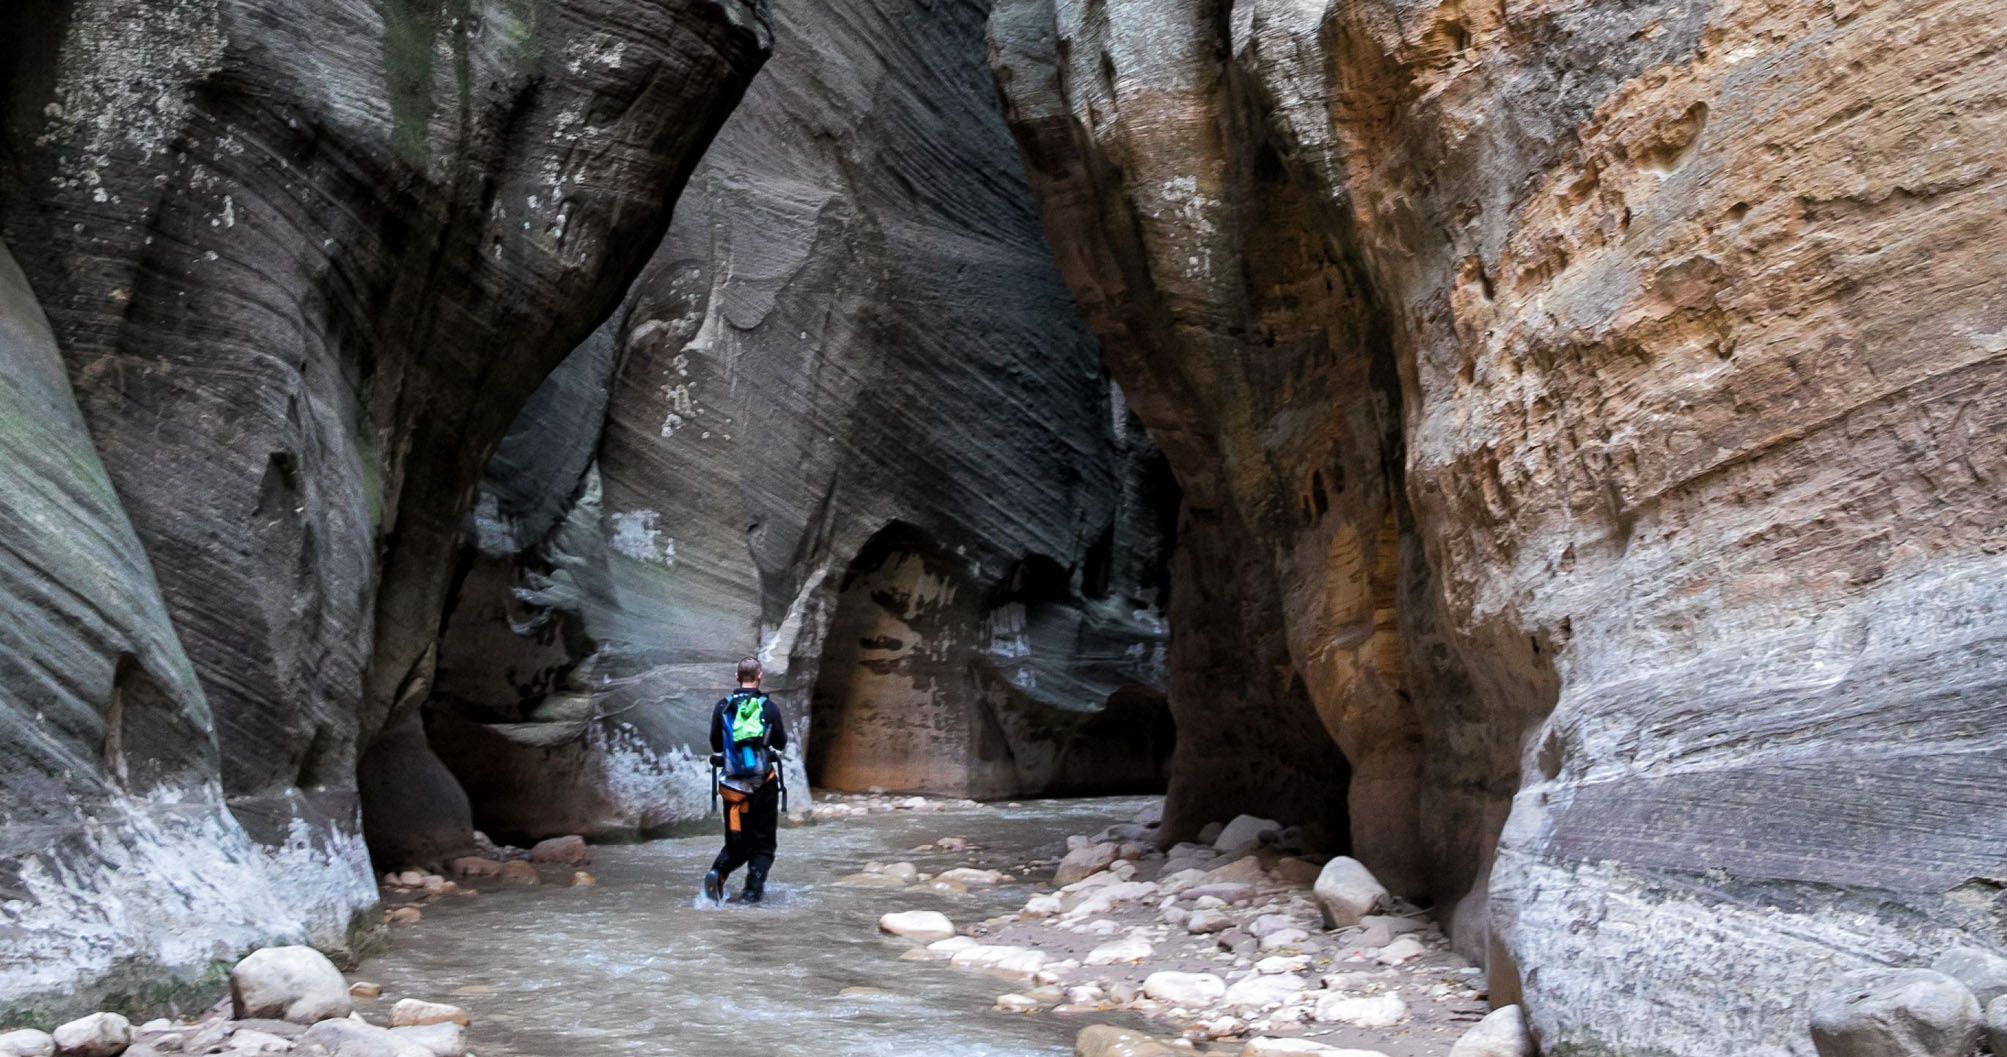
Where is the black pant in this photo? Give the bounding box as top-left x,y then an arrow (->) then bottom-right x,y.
710,779 -> 779,892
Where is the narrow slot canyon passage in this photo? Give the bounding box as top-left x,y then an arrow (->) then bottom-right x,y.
0,0 -> 2001,1055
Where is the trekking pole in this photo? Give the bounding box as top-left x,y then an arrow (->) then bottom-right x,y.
709,754 -> 721,816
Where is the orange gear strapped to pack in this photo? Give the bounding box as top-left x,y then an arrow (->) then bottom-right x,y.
718,767 -> 777,833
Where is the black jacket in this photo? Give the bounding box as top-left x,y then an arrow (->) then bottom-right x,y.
710,689 -> 788,754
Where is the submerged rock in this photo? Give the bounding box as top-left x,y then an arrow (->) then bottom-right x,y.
1055,843 -> 1121,886
388,1000 -> 470,1029
878,911 -> 957,942
1075,1025 -> 1179,1057
528,836 -> 590,867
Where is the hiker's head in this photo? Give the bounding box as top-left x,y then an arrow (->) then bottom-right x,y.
737,657 -> 763,688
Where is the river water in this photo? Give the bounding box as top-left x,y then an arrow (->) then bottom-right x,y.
357,797 -> 1157,1057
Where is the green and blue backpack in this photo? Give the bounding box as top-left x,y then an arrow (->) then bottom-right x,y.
722,692 -> 773,782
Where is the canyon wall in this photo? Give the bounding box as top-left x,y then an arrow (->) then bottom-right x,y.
425,0 -> 1176,841
989,0 -> 2005,1054
0,0 -> 770,1019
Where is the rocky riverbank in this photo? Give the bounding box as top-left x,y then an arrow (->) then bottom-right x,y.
859,801 -> 1529,1057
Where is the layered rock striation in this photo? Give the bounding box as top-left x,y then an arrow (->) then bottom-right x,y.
0,0 -> 770,1018
425,0 -> 1176,839
989,0 -> 2006,1053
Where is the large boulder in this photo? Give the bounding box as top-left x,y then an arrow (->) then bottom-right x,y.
1808,970 -> 1980,1057
230,946 -> 353,1024
1213,815 -> 1280,851
49,1014 -> 128,1057
1931,947 -> 2007,1008
1313,858 -> 1388,930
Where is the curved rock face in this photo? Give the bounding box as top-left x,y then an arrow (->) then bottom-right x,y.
1,243 -> 373,1022
0,0 -> 769,1019
426,0 -> 1175,839
990,0 -> 2005,1053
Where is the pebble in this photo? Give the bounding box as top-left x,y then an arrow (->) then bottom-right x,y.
1085,935 -> 1155,965
389,999 -> 470,1028
1056,843 -> 1121,885
448,857 -> 504,880
1259,929 -> 1311,952
1449,1004 -> 1534,1057
1241,1040 -> 1390,1057
348,982 -> 382,1000
528,835 -> 590,866
935,868 -> 1006,886
499,860 -> 539,885
1223,974 -> 1314,1011
1375,937 -> 1425,964
1314,993 -> 1408,1027
1142,972 -> 1228,1007
1077,1025 -> 1180,1057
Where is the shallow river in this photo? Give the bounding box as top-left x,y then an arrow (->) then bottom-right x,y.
357,797 -> 1156,1057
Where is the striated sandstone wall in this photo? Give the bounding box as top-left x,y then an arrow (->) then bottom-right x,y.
0,0 -> 770,1019
423,0 -> 1176,839
989,0 -> 2006,1052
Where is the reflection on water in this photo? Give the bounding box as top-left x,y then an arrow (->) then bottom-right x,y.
357,797 -> 1156,1057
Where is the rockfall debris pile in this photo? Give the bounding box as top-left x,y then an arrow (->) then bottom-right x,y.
1,946 -> 472,1057
866,801 -> 1530,1057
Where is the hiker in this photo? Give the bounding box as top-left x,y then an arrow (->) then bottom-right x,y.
704,657 -> 787,904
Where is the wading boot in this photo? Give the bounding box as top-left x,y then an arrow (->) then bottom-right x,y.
703,868 -> 724,904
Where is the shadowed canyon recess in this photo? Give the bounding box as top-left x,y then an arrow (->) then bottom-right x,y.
0,0 -> 2000,1055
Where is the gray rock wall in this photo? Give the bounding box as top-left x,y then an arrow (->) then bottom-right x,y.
0,243 -> 377,1022
0,0 -> 770,1019
426,0 -> 1175,838
989,0 -> 2007,1052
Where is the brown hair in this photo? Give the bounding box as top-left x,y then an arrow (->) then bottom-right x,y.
736,657 -> 763,685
